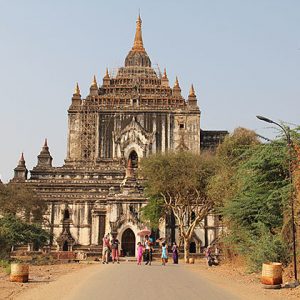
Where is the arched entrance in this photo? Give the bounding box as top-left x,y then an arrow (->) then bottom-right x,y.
129,150 -> 138,168
122,228 -> 135,256
63,241 -> 69,251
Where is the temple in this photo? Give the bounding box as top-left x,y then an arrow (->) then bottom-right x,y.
12,16 -> 226,256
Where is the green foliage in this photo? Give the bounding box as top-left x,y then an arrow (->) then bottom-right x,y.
208,126 -> 300,271
0,183 -> 47,222
208,127 -> 259,208
223,142 -> 289,231
0,215 -> 50,258
0,259 -> 11,274
140,151 -> 216,204
140,197 -> 165,229
218,133 -> 294,270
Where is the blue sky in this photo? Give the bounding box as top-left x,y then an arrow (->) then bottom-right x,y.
0,0 -> 299,182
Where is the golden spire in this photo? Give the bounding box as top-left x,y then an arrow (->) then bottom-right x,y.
74,82 -> 80,95
174,76 -> 180,88
104,68 -> 110,78
91,75 -> 98,88
132,14 -> 145,52
162,68 -> 168,79
189,84 -> 196,97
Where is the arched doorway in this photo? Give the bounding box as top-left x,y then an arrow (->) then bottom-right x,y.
189,241 -> 196,253
129,150 -> 138,168
63,241 -> 69,251
122,228 -> 135,256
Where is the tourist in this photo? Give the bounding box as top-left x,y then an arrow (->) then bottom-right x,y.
172,242 -> 178,264
137,242 -> 143,265
144,235 -> 151,265
161,242 -> 168,266
205,246 -> 213,266
111,235 -> 120,264
102,233 -> 111,264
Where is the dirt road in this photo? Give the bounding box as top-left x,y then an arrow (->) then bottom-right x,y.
15,261 -> 271,300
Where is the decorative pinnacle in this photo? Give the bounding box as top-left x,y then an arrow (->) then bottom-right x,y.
162,68 -> 168,79
44,138 -> 48,148
74,82 -> 81,96
189,84 -> 196,97
20,152 -> 25,162
132,14 -> 145,52
91,75 -> 98,88
104,68 -> 110,79
174,76 -> 180,88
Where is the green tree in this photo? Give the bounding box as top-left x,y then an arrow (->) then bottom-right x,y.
140,151 -> 217,261
0,215 -> 50,258
221,140 -> 292,270
0,183 -> 46,222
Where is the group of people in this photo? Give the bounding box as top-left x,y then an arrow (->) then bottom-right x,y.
137,235 -> 179,266
101,232 -> 180,265
102,233 -> 120,264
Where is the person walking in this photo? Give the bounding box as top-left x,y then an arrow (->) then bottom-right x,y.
161,242 -> 168,266
111,235 -> 120,264
137,242 -> 143,265
102,234 -> 111,264
172,242 -> 178,264
144,235 -> 151,265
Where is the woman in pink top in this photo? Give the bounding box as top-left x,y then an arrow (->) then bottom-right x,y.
137,242 -> 143,265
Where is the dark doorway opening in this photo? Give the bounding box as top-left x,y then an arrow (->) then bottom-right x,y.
63,209 -> 70,220
190,241 -> 196,253
122,228 -> 136,256
63,241 -> 68,251
129,150 -> 138,168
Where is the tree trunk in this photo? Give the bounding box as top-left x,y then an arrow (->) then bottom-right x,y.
183,238 -> 190,263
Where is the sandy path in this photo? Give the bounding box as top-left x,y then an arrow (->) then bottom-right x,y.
14,261 -> 300,300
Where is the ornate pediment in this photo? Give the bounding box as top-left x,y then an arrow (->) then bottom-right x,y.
113,117 -> 155,159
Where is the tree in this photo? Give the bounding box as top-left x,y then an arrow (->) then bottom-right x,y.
221,141 -> 291,270
140,151 -> 217,262
0,183 -> 47,222
0,215 -> 50,258
208,127 -> 260,207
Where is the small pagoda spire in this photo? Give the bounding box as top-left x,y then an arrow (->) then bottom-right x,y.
74,82 -> 81,96
174,76 -> 180,88
103,68 -> 110,86
188,84 -> 198,107
132,13 -> 145,52
20,152 -> 25,163
37,139 -> 53,168
104,68 -> 110,79
161,68 -> 169,87
91,75 -> 98,88
189,84 -> 196,97
162,68 -> 168,79
13,152 -> 28,181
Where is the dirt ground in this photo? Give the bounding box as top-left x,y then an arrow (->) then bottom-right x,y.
188,258 -> 300,300
0,262 -> 91,300
1,259 -> 300,300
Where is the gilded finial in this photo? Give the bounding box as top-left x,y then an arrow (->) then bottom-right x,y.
189,84 -> 196,97
174,76 -> 180,88
162,68 -> 168,79
104,68 -> 110,78
74,82 -> 81,95
132,14 -> 145,52
91,75 -> 98,88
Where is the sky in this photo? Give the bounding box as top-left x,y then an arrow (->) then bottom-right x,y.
0,0 -> 299,182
